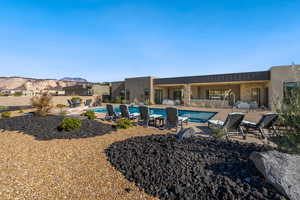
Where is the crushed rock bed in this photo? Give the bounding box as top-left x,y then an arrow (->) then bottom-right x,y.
106,134 -> 284,200
0,115 -> 115,140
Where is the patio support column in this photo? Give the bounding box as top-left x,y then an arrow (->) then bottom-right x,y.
183,84 -> 191,106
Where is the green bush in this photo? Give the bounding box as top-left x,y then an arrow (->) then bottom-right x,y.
56,104 -> 66,109
60,117 -> 82,131
1,111 -> 11,118
0,106 -> 8,111
211,128 -> 226,139
114,96 -> 122,104
82,110 -> 96,120
116,118 -> 134,129
275,86 -> 300,154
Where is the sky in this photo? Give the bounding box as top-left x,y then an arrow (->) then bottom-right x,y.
0,0 -> 299,82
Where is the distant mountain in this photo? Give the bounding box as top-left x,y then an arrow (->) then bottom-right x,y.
60,77 -> 87,82
0,77 -> 84,91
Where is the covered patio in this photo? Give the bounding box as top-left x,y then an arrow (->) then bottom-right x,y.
154,80 -> 269,108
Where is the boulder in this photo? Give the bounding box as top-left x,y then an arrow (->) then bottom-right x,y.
250,150 -> 300,200
176,127 -> 196,140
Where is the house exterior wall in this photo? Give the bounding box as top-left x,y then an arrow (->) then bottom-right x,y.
269,65 -> 300,109
91,85 -> 110,96
111,81 -> 125,99
124,77 -> 154,103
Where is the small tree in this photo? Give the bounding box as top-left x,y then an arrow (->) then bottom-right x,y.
276,85 -> 300,154
31,93 -> 53,116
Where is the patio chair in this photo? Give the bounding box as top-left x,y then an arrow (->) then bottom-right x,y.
165,107 -> 188,131
119,104 -> 140,120
242,113 -> 279,139
105,104 -> 119,121
138,106 -> 162,127
84,99 -> 93,107
208,112 -> 246,139
67,99 -> 73,108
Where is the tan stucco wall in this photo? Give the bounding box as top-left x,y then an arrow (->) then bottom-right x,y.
91,85 -> 110,96
0,96 -> 93,107
111,81 -> 125,99
124,77 -> 153,103
269,65 -> 300,109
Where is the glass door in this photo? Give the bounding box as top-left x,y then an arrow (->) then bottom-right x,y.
154,89 -> 163,104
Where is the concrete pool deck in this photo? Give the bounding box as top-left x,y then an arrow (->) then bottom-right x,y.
93,104 -> 272,145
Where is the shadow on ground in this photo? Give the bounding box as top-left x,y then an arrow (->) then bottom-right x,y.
0,115 -> 115,140
106,134 -> 283,200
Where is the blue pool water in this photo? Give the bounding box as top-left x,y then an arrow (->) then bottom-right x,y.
93,107 -> 217,123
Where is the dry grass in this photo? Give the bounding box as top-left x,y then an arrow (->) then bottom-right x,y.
0,122 -> 169,200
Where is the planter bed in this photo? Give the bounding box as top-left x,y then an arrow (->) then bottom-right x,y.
0,115 -> 115,140
106,134 -> 284,200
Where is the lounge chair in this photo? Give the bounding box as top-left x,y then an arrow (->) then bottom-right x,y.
84,99 -> 93,107
67,99 -> 73,108
105,104 -> 119,121
68,99 -> 81,108
138,106 -> 162,127
242,113 -> 279,139
208,112 -> 246,139
165,107 -> 188,131
119,104 -> 140,120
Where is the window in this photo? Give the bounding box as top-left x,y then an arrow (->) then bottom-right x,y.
206,89 -> 229,100
284,82 -> 300,103
251,88 -> 261,106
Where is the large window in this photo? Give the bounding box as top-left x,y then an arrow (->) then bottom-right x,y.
284,82 -> 300,103
206,89 -> 229,100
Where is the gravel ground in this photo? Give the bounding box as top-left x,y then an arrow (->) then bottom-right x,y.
0,118 -> 167,200
106,134 -> 283,200
0,115 -> 115,140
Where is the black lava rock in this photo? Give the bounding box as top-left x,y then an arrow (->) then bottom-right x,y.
106,134 -> 283,200
0,115 -> 115,140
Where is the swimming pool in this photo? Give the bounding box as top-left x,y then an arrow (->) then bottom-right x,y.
93,107 -> 217,123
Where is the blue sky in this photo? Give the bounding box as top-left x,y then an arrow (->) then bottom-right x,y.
0,0 -> 299,82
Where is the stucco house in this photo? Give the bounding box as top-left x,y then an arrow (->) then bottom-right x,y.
110,64 -> 300,110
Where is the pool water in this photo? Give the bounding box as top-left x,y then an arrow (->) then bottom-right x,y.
93,107 -> 217,123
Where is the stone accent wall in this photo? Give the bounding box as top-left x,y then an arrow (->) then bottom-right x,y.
183,84 -> 191,106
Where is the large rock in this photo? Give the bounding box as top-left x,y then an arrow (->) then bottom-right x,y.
176,127 -> 196,140
250,150 -> 300,200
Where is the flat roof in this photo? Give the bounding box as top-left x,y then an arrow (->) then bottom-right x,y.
153,71 -> 270,85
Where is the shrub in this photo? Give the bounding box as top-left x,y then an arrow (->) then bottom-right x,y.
31,93 -> 53,116
56,104 -> 66,109
211,128 -> 226,139
13,93 -> 22,96
114,96 -> 122,104
1,111 -> 11,118
116,118 -> 134,129
82,110 -> 96,120
275,86 -> 300,154
0,106 -> 8,111
60,117 -> 82,131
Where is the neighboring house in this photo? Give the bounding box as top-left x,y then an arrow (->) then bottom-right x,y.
63,83 -> 110,97
111,65 -> 300,110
